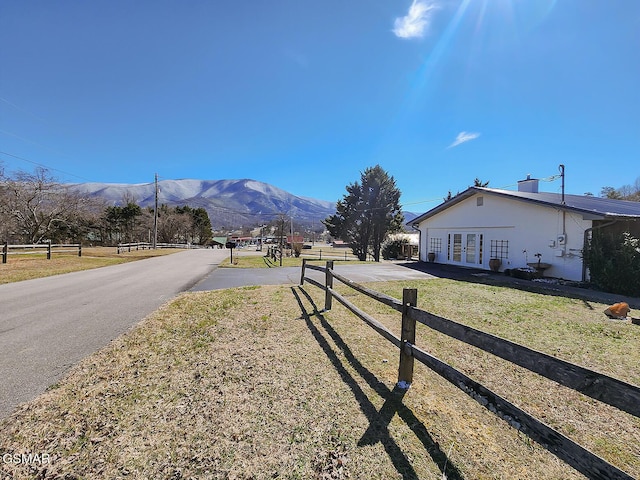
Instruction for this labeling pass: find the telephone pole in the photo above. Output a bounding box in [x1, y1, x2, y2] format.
[153, 173, 158, 249]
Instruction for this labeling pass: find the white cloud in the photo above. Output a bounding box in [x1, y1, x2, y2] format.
[393, 0, 439, 39]
[448, 131, 481, 148]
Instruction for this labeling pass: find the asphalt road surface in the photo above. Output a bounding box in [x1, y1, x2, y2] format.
[0, 249, 225, 419]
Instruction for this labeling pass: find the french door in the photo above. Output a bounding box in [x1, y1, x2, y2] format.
[449, 232, 483, 266]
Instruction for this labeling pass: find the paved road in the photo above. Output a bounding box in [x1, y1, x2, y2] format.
[0, 249, 225, 419]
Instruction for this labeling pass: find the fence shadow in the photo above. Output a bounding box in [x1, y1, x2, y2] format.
[290, 286, 464, 480]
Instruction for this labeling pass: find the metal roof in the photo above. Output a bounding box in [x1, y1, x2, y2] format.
[411, 187, 640, 225]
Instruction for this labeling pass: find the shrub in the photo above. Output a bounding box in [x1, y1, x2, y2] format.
[292, 242, 303, 258]
[584, 231, 640, 296]
[382, 238, 408, 260]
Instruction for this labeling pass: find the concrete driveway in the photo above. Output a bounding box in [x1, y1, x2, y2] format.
[191, 261, 436, 291]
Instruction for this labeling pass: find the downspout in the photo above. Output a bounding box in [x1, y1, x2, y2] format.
[582, 219, 618, 282]
[559, 165, 566, 246]
[411, 223, 422, 262]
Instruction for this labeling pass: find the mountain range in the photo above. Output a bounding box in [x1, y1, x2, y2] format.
[70, 178, 419, 230]
[70, 179, 337, 229]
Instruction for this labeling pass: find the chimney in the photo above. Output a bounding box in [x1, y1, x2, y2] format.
[517, 174, 539, 193]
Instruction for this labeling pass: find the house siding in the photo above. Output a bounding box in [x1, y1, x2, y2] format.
[418, 193, 592, 281]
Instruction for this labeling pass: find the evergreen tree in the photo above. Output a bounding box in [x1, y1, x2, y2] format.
[324, 165, 404, 261]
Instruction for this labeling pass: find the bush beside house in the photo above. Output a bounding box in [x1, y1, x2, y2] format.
[585, 231, 640, 296]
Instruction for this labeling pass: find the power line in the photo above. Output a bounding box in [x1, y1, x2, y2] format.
[0, 150, 92, 182]
[0, 96, 50, 124]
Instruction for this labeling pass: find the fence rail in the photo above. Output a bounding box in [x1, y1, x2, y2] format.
[2, 241, 81, 263]
[299, 259, 638, 480]
[264, 246, 362, 263]
[116, 242, 202, 254]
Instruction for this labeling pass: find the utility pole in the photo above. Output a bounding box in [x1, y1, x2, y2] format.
[153, 173, 158, 249]
[559, 164, 566, 243]
[559, 164, 565, 204]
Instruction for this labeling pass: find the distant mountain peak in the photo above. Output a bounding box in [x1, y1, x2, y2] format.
[70, 178, 336, 228]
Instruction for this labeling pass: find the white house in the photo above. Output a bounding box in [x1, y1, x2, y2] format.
[411, 178, 640, 281]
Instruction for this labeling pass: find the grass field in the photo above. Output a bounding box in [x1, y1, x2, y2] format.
[0, 247, 183, 284]
[1, 276, 637, 479]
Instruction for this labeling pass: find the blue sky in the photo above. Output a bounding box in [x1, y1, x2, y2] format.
[1, 1, 638, 211]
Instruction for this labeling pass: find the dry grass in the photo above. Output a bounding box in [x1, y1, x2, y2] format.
[0, 247, 183, 284]
[0, 279, 638, 479]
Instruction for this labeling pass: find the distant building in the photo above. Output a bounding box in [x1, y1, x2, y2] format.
[287, 235, 304, 245]
[211, 236, 228, 248]
[332, 240, 349, 248]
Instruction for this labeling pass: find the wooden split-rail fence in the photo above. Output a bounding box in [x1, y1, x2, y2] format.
[2, 241, 81, 264]
[116, 242, 202, 254]
[299, 259, 639, 480]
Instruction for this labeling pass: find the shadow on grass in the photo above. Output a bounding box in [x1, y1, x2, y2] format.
[263, 256, 275, 268]
[397, 261, 639, 308]
[290, 286, 464, 480]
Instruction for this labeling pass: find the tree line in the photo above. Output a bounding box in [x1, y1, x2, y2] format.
[599, 177, 640, 201]
[0, 165, 212, 246]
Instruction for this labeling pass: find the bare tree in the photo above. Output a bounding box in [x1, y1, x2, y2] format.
[0, 167, 93, 243]
[601, 177, 640, 201]
[157, 205, 192, 243]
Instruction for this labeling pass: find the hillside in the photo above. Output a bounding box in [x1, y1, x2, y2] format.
[70, 179, 337, 229]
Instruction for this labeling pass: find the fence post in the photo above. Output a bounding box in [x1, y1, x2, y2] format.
[397, 288, 418, 389]
[2, 242, 7, 264]
[300, 258, 306, 285]
[78, 244, 82, 257]
[324, 260, 334, 311]
[47, 240, 52, 260]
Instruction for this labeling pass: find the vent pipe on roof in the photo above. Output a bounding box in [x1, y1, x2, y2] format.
[517, 174, 539, 193]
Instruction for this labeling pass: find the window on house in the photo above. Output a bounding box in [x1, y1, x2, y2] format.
[477, 196, 483, 206]
[429, 237, 442, 253]
[490, 239, 509, 259]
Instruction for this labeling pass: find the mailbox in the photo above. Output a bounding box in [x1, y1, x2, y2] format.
[225, 241, 236, 249]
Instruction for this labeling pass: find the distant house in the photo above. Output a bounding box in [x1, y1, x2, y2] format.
[411, 177, 640, 281]
[211, 236, 228, 248]
[332, 240, 350, 248]
[287, 235, 304, 245]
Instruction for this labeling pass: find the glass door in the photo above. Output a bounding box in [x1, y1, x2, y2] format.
[466, 234, 476, 264]
[449, 232, 483, 266]
[452, 234, 462, 262]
